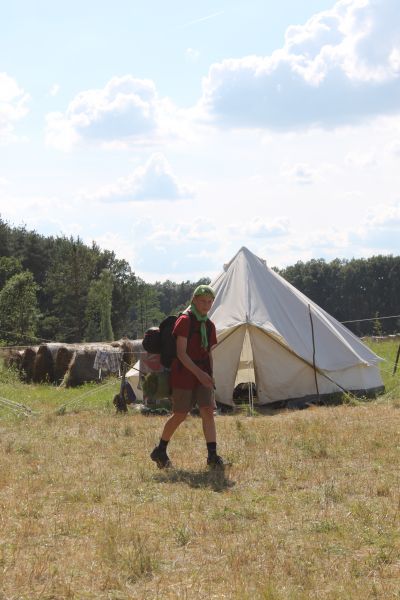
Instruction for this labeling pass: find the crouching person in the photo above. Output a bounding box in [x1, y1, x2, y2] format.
[150, 285, 224, 469]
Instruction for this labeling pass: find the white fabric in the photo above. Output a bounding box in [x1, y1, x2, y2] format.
[209, 247, 383, 405]
[126, 362, 143, 401]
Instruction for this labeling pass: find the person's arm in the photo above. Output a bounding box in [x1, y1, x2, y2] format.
[176, 336, 214, 389]
[209, 344, 216, 379]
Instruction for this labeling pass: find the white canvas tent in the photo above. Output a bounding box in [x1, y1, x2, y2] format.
[209, 247, 384, 406]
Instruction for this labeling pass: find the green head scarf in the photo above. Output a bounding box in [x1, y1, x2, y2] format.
[190, 285, 215, 349]
[192, 284, 215, 299]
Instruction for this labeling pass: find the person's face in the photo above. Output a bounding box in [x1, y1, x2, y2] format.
[192, 293, 214, 316]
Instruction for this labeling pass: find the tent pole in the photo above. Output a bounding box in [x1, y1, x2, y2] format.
[393, 343, 400, 375]
[246, 326, 254, 415]
[308, 304, 321, 402]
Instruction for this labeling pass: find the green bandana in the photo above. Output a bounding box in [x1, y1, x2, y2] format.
[190, 303, 210, 349]
[192, 284, 215, 298]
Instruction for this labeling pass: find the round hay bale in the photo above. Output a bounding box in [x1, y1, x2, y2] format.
[46, 343, 67, 360]
[33, 344, 55, 383]
[54, 346, 75, 384]
[3, 349, 24, 371]
[117, 338, 144, 366]
[20, 347, 37, 383]
[62, 348, 101, 388]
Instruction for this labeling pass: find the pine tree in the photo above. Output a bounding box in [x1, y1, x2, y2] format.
[85, 269, 114, 341]
[0, 271, 39, 344]
[0, 256, 23, 289]
[44, 237, 97, 342]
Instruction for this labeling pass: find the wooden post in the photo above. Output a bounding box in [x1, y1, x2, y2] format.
[393, 343, 400, 375]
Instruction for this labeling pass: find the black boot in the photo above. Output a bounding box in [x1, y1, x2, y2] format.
[150, 443, 171, 469]
[207, 453, 224, 468]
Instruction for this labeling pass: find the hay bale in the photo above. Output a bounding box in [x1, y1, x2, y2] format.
[60, 340, 129, 387]
[62, 345, 118, 387]
[45, 343, 67, 360]
[3, 349, 24, 371]
[54, 346, 75, 384]
[116, 338, 144, 366]
[20, 347, 37, 383]
[32, 344, 55, 383]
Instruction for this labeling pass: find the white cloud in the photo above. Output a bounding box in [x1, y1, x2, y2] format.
[140, 218, 290, 256]
[82, 153, 195, 202]
[345, 201, 400, 255]
[149, 217, 216, 242]
[388, 139, 400, 156]
[364, 200, 400, 230]
[0, 194, 83, 239]
[345, 151, 377, 168]
[45, 75, 176, 150]
[262, 200, 400, 267]
[49, 83, 60, 97]
[124, 200, 399, 277]
[228, 217, 290, 238]
[200, 0, 400, 130]
[45, 112, 81, 151]
[90, 231, 137, 265]
[186, 48, 200, 62]
[282, 162, 319, 185]
[0, 73, 30, 143]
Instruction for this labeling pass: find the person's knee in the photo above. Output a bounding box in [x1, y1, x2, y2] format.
[173, 411, 189, 423]
[200, 406, 214, 421]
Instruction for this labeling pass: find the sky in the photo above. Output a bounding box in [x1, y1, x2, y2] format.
[1, 0, 400, 283]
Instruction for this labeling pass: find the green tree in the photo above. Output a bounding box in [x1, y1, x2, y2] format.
[85, 269, 114, 341]
[135, 280, 165, 337]
[0, 271, 39, 344]
[44, 237, 97, 341]
[0, 215, 12, 257]
[0, 256, 23, 289]
[372, 312, 383, 336]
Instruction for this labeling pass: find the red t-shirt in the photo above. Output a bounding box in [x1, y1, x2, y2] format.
[170, 312, 217, 390]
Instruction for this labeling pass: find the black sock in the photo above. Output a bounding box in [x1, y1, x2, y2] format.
[158, 438, 169, 451]
[207, 441, 217, 456]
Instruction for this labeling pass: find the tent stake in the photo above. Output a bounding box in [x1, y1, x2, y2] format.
[308, 305, 321, 402]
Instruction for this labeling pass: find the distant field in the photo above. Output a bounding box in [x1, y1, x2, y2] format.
[0, 339, 399, 599]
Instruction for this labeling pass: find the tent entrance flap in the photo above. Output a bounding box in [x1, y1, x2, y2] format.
[234, 327, 255, 386]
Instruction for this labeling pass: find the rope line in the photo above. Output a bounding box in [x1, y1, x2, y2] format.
[0, 395, 35, 416]
[0, 312, 399, 348]
[341, 314, 400, 324]
[55, 379, 118, 414]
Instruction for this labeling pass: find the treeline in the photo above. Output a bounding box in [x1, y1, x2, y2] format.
[0, 216, 399, 345]
[0, 217, 208, 345]
[279, 256, 400, 336]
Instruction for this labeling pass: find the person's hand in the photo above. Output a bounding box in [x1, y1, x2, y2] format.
[197, 371, 214, 389]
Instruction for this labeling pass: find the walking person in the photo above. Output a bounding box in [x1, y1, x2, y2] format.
[150, 284, 224, 469]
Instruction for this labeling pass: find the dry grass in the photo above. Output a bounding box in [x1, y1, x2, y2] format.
[0, 340, 399, 599]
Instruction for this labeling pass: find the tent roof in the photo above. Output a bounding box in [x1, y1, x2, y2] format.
[208, 247, 381, 372]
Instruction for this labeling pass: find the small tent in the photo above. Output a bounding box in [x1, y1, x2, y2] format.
[209, 247, 384, 406]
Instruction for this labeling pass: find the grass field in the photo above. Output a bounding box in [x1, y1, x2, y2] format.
[0, 339, 399, 599]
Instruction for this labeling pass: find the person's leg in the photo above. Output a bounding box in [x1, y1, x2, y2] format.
[199, 405, 216, 442]
[150, 389, 191, 468]
[197, 388, 224, 467]
[160, 411, 188, 440]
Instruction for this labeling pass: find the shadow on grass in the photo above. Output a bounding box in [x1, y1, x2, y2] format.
[153, 467, 235, 492]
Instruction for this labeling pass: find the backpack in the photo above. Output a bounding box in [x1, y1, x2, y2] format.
[142, 311, 212, 368]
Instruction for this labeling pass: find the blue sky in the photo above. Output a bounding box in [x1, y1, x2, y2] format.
[1, 0, 399, 282]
